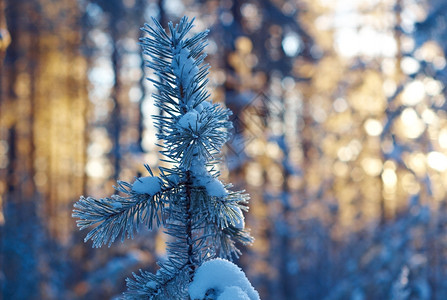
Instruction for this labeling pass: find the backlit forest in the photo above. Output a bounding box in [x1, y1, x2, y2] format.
[2, 0, 447, 299]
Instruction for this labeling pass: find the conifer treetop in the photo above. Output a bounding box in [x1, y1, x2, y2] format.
[73, 16, 254, 299]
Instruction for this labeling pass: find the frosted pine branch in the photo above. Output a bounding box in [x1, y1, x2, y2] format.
[72, 177, 167, 248]
[141, 16, 232, 170]
[73, 16, 256, 299]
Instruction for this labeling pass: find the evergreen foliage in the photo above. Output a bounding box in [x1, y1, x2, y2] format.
[73, 16, 253, 299]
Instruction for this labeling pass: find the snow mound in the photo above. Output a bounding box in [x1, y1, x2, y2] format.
[189, 258, 260, 300]
[218, 286, 251, 300]
[203, 177, 227, 198]
[190, 159, 227, 197]
[195, 100, 212, 113]
[178, 110, 200, 130]
[132, 176, 161, 196]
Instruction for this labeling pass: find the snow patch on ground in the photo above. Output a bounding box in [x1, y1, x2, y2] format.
[189, 258, 260, 300]
[132, 176, 162, 196]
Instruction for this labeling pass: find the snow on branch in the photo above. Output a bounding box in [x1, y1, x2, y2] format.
[73, 178, 166, 248]
[189, 258, 260, 300]
[132, 176, 162, 195]
[141, 16, 232, 171]
[73, 16, 255, 298]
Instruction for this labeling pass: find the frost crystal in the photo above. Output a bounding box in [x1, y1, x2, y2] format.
[229, 206, 245, 230]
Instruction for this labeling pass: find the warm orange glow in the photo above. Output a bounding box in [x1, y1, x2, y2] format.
[2, 0, 447, 299]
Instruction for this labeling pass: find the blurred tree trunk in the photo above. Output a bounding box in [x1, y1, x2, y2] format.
[0, 0, 10, 67]
[1, 0, 87, 298]
[110, 17, 122, 182]
[0, 0, 41, 298]
[0, 0, 10, 225]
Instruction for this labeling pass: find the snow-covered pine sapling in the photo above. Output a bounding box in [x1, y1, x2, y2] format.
[73, 16, 254, 299]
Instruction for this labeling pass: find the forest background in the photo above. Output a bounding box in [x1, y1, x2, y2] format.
[1, 0, 447, 299]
